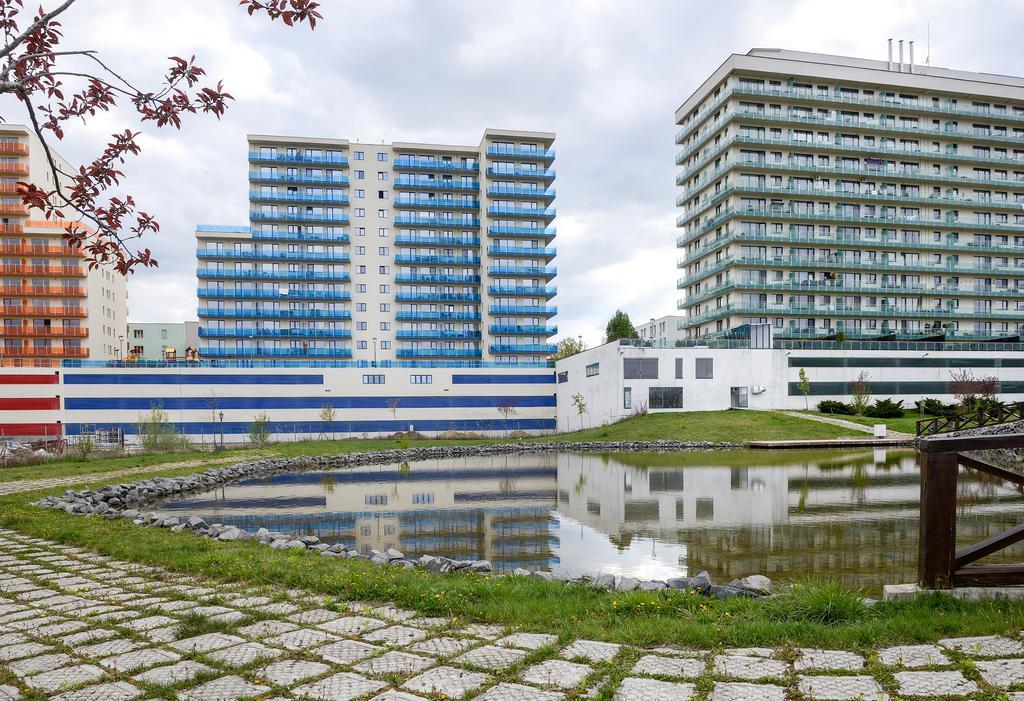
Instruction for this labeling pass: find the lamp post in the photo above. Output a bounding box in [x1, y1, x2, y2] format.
[218, 411, 225, 450]
[372, 337, 378, 367]
[118, 334, 124, 363]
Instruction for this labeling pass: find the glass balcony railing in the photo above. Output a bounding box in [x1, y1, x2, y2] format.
[394, 292, 481, 303]
[395, 330, 482, 340]
[395, 311, 482, 321]
[488, 305, 557, 316]
[249, 191, 349, 205]
[394, 197, 479, 209]
[393, 235, 480, 247]
[486, 225, 556, 238]
[202, 347, 354, 358]
[249, 230, 349, 243]
[486, 206, 556, 219]
[248, 171, 349, 186]
[488, 344, 557, 354]
[487, 286, 556, 297]
[487, 246, 556, 258]
[485, 167, 555, 180]
[393, 177, 479, 191]
[393, 157, 479, 173]
[198, 328, 352, 339]
[394, 273, 480, 284]
[197, 288, 351, 301]
[196, 249, 350, 262]
[250, 212, 349, 224]
[395, 348, 482, 358]
[394, 254, 481, 265]
[197, 269, 350, 282]
[248, 151, 349, 166]
[393, 214, 480, 228]
[198, 308, 352, 320]
[485, 145, 555, 160]
[488, 324, 557, 335]
[487, 266, 556, 278]
[686, 302, 1022, 325]
[486, 186, 556, 200]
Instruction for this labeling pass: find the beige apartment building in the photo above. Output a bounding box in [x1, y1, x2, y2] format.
[676, 48, 1024, 341]
[0, 125, 127, 366]
[197, 129, 557, 365]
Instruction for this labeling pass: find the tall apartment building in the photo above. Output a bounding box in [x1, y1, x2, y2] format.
[676, 48, 1024, 341]
[0, 124, 127, 366]
[197, 129, 557, 364]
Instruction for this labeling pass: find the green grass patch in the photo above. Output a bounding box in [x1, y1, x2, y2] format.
[802, 411, 935, 435]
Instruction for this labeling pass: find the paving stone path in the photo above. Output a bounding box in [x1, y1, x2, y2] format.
[780, 411, 914, 437]
[0, 530, 1022, 700]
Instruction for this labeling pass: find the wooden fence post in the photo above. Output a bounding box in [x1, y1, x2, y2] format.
[918, 450, 958, 589]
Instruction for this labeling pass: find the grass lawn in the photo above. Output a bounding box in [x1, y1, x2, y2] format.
[803, 411, 933, 435]
[1, 410, 862, 484]
[1, 495, 1021, 650]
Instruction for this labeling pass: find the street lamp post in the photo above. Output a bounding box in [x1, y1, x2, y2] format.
[118, 334, 124, 363]
[372, 337, 378, 367]
[218, 411, 225, 450]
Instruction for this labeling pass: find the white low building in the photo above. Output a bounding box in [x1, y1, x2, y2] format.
[636, 315, 687, 348]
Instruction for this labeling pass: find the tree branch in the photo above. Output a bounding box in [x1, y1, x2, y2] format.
[0, 0, 78, 61]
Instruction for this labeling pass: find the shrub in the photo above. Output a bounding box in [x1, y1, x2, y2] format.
[817, 400, 855, 415]
[137, 406, 190, 453]
[915, 397, 958, 417]
[864, 398, 905, 418]
[249, 413, 271, 446]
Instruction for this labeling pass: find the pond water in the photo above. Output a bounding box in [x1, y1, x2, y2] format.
[156, 449, 1024, 594]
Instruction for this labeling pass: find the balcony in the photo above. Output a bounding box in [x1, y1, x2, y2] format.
[197, 288, 351, 301]
[1, 326, 88, 338]
[394, 177, 479, 191]
[486, 225, 556, 239]
[394, 197, 479, 209]
[488, 324, 557, 335]
[249, 190, 349, 205]
[198, 328, 352, 339]
[395, 311, 481, 321]
[1, 346, 87, 358]
[487, 265, 556, 278]
[396, 348, 482, 358]
[393, 214, 480, 228]
[0, 264, 83, 277]
[198, 308, 353, 320]
[488, 245, 556, 258]
[250, 212, 350, 224]
[488, 305, 557, 316]
[1, 285, 85, 297]
[486, 186, 555, 200]
[394, 292, 481, 303]
[2, 305, 86, 317]
[250, 230, 349, 243]
[202, 347, 354, 358]
[486, 206, 556, 220]
[0, 162, 28, 176]
[395, 330, 482, 340]
[488, 285, 556, 297]
[394, 273, 481, 284]
[248, 171, 349, 186]
[394, 254, 481, 265]
[0, 143, 28, 156]
[485, 166, 555, 180]
[0, 203, 27, 216]
[196, 248, 349, 262]
[393, 235, 480, 247]
[489, 344, 557, 354]
[0, 244, 75, 256]
[486, 145, 555, 160]
[197, 269, 351, 282]
[393, 157, 479, 173]
[248, 151, 348, 166]
[0, 223, 24, 235]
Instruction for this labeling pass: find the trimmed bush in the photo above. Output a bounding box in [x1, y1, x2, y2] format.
[915, 397, 958, 417]
[817, 400, 855, 415]
[864, 398, 905, 418]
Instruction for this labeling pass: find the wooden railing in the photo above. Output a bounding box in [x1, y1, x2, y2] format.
[916, 401, 1024, 436]
[918, 432, 1024, 588]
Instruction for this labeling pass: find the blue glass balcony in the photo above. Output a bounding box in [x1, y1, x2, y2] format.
[395, 311, 481, 321]
[250, 230, 349, 243]
[393, 214, 480, 228]
[394, 235, 480, 247]
[196, 249, 349, 262]
[488, 266, 556, 278]
[394, 292, 481, 303]
[249, 171, 349, 186]
[394, 197, 479, 209]
[488, 324, 557, 335]
[198, 308, 352, 320]
[396, 348, 482, 358]
[488, 285, 556, 297]
[393, 157, 479, 173]
[485, 166, 555, 180]
[197, 288, 351, 301]
[486, 225, 556, 239]
[395, 330, 482, 340]
[488, 246, 556, 258]
[489, 305, 557, 316]
[196, 225, 250, 234]
[249, 190, 349, 205]
[394, 176, 479, 191]
[248, 151, 348, 165]
[487, 206, 556, 219]
[203, 347, 354, 358]
[198, 328, 352, 339]
[489, 344, 557, 354]
[486, 186, 555, 200]
[197, 269, 351, 282]
[250, 212, 349, 224]
[395, 254, 481, 265]
[394, 273, 480, 284]
[485, 145, 555, 160]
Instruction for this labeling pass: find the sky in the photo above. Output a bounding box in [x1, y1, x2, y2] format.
[5, 0, 1024, 346]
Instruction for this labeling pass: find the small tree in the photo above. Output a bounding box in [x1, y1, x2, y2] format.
[250, 413, 271, 446]
[136, 405, 188, 452]
[387, 398, 401, 434]
[551, 336, 587, 361]
[570, 392, 587, 430]
[496, 400, 518, 437]
[75, 435, 93, 460]
[605, 310, 638, 342]
[949, 368, 979, 409]
[319, 404, 336, 440]
[851, 371, 872, 416]
[797, 368, 811, 410]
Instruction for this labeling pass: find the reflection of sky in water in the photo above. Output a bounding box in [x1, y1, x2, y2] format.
[156, 449, 1024, 593]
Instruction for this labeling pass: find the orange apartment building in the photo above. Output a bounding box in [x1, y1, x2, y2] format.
[0, 125, 127, 367]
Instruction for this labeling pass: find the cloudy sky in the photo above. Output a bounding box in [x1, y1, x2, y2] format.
[5, 0, 1024, 345]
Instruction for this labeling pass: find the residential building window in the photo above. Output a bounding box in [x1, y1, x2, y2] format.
[355, 189, 365, 198]
[378, 209, 389, 218]
[696, 357, 713, 379]
[378, 227, 389, 237]
[354, 170, 364, 179]
[411, 375, 432, 384]
[365, 494, 387, 505]
[379, 340, 391, 349]
[362, 374, 385, 384]
[649, 387, 683, 409]
[356, 227, 365, 236]
[377, 152, 388, 162]
[623, 358, 658, 379]
[378, 190, 388, 199]
[623, 386, 632, 409]
[354, 151, 364, 160]
[675, 358, 684, 379]
[355, 208, 365, 217]
[585, 362, 599, 377]
[380, 322, 390, 331]
[730, 386, 749, 408]
[557, 371, 568, 383]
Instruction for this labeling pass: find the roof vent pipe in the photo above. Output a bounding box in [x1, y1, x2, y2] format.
[909, 40, 915, 73]
[888, 39, 893, 71]
[898, 40, 904, 72]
